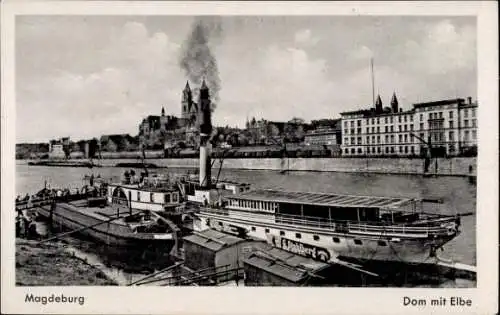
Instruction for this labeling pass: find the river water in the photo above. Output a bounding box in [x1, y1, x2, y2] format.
[15, 161, 477, 284]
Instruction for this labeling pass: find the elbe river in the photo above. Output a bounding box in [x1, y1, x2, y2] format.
[16, 161, 476, 267]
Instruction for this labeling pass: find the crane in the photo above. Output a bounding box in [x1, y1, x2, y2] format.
[409, 132, 435, 174]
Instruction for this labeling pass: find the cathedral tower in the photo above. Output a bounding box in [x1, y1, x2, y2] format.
[181, 81, 192, 120]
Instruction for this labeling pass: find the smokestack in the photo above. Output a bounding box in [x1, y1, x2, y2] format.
[198, 79, 212, 189]
[467, 96, 472, 104]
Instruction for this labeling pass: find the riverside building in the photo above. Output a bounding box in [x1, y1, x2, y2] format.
[340, 94, 477, 157]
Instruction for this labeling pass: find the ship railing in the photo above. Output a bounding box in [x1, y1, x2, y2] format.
[198, 207, 457, 236]
[347, 222, 456, 237]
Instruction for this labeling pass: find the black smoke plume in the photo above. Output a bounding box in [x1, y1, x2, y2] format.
[179, 17, 222, 110]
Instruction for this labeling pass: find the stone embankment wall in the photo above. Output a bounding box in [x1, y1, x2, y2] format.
[95, 157, 476, 177]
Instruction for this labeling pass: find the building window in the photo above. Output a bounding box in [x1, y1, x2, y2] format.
[357, 128, 361, 134]
[351, 148, 355, 154]
[390, 126, 394, 132]
[391, 147, 395, 153]
[313, 235, 320, 241]
[344, 148, 349, 154]
[280, 231, 285, 236]
[357, 148, 362, 154]
[464, 131, 470, 141]
[350, 121, 354, 127]
[449, 131, 454, 141]
[404, 125, 407, 131]
[164, 193, 171, 203]
[420, 123, 424, 130]
[371, 118, 375, 124]
[371, 127, 375, 133]
[376, 127, 380, 133]
[332, 237, 340, 243]
[410, 146, 415, 153]
[428, 113, 432, 119]
[357, 137, 362, 145]
[265, 228, 270, 233]
[404, 134, 408, 142]
[150, 193, 154, 203]
[420, 114, 423, 121]
[377, 147, 381, 153]
[344, 137, 348, 144]
[399, 135, 402, 142]
[449, 121, 454, 128]
[357, 120, 361, 126]
[384, 117, 388, 124]
[385, 135, 389, 143]
[344, 121, 348, 128]
[295, 233, 302, 239]
[251, 227, 256, 231]
[354, 239, 363, 245]
[398, 125, 402, 132]
[464, 109, 468, 118]
[366, 127, 370, 134]
[385, 147, 389, 153]
[404, 116, 407, 122]
[377, 118, 380, 124]
[404, 146, 408, 153]
[385, 126, 388, 133]
[472, 130, 477, 140]
[390, 135, 395, 143]
[449, 111, 453, 118]
[464, 120, 469, 127]
[366, 137, 370, 144]
[439, 112, 443, 119]
[410, 115, 413, 122]
[137, 191, 141, 202]
[472, 119, 476, 127]
[390, 116, 393, 123]
[376, 136, 380, 144]
[377, 240, 387, 246]
[472, 108, 476, 117]
[410, 124, 414, 131]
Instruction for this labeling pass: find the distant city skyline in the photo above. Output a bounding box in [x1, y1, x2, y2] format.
[16, 15, 476, 143]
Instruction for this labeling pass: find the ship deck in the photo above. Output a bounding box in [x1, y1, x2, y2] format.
[229, 189, 416, 209]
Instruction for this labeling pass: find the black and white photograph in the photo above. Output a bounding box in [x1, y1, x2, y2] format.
[1, 1, 498, 314]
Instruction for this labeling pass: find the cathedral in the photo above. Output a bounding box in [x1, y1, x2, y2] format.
[138, 79, 211, 147]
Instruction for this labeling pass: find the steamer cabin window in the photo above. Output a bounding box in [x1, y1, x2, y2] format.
[276, 201, 380, 223]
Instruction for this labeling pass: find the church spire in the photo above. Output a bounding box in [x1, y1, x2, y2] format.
[391, 92, 399, 113]
[375, 94, 383, 113]
[184, 80, 191, 91]
[200, 78, 208, 90]
[161, 106, 165, 116]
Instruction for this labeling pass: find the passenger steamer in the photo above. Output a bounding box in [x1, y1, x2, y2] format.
[185, 79, 463, 265]
[193, 189, 461, 264]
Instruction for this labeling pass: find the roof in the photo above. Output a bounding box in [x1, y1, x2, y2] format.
[243, 246, 329, 283]
[413, 98, 465, 109]
[183, 229, 244, 252]
[229, 189, 415, 209]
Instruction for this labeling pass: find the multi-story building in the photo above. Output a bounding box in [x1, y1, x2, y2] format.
[304, 128, 338, 146]
[340, 94, 477, 157]
[412, 97, 477, 156]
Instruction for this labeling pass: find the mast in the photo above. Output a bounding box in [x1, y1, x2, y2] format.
[371, 57, 375, 107]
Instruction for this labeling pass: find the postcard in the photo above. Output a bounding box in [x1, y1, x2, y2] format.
[1, 1, 498, 314]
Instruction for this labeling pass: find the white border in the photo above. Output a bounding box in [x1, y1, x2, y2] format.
[1, 1, 498, 314]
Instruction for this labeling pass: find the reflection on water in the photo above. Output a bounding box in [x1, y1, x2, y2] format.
[15, 162, 477, 284]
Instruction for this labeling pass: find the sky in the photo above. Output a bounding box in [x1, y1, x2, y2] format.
[16, 15, 476, 143]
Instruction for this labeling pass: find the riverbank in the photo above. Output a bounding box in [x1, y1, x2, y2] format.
[19, 156, 477, 177]
[16, 238, 118, 286]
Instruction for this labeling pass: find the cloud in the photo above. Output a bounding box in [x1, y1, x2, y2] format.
[294, 29, 319, 46]
[402, 19, 476, 75]
[17, 21, 184, 142]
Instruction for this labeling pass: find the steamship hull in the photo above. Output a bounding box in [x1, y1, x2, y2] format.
[35, 202, 175, 252]
[194, 209, 458, 264]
